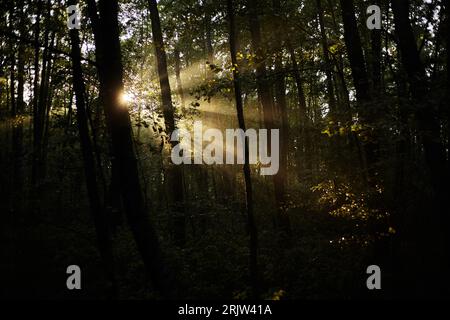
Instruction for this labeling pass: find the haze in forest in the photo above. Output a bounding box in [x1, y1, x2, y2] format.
[0, 0, 449, 300]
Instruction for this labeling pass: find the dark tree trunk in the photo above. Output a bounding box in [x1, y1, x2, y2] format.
[248, 0, 289, 231]
[87, 0, 176, 297]
[340, 0, 380, 185]
[287, 41, 307, 126]
[227, 0, 259, 299]
[248, 0, 274, 131]
[316, 0, 337, 114]
[446, 0, 450, 171]
[13, 19, 25, 198]
[339, 0, 370, 104]
[40, 31, 55, 179]
[392, 0, 447, 196]
[9, 51, 16, 117]
[204, 1, 214, 65]
[68, 2, 116, 295]
[147, 0, 186, 246]
[370, 9, 382, 94]
[31, 0, 42, 186]
[392, 0, 449, 295]
[9, 1, 24, 209]
[272, 0, 290, 233]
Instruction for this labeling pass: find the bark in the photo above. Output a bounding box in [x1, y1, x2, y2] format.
[248, 0, 275, 130]
[9, 50, 16, 116]
[87, 0, 176, 297]
[40, 32, 55, 179]
[339, 0, 370, 104]
[272, 0, 290, 233]
[204, 1, 214, 64]
[340, 0, 380, 185]
[287, 41, 307, 126]
[316, 0, 337, 114]
[14, 59, 24, 195]
[31, 0, 42, 185]
[392, 0, 449, 295]
[227, 0, 259, 298]
[370, 20, 382, 94]
[392, 0, 446, 192]
[68, 2, 116, 295]
[147, 0, 186, 246]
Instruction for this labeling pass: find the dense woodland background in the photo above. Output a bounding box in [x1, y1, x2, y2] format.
[0, 0, 449, 299]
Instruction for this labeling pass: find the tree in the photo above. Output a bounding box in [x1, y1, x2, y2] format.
[392, 0, 449, 294]
[316, 0, 337, 114]
[147, 0, 186, 246]
[227, 0, 259, 298]
[339, 0, 370, 104]
[86, 0, 176, 297]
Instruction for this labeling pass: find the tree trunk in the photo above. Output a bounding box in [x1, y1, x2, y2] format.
[271, 0, 290, 233]
[147, 0, 186, 246]
[13, 5, 25, 200]
[248, 0, 274, 131]
[87, 0, 176, 297]
[204, 1, 214, 65]
[31, 0, 42, 186]
[316, 0, 337, 114]
[68, 2, 116, 295]
[339, 0, 370, 104]
[392, 0, 449, 296]
[370, 0, 382, 94]
[340, 0, 380, 184]
[287, 41, 307, 126]
[227, 0, 259, 298]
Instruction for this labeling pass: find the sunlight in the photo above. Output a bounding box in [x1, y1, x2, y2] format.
[120, 91, 135, 105]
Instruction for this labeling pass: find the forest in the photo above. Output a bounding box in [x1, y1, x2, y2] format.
[0, 0, 449, 300]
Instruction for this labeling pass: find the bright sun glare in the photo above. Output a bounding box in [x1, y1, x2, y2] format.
[120, 91, 134, 105]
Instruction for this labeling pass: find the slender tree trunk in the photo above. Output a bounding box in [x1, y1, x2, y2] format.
[203, 0, 214, 77]
[147, 0, 186, 246]
[287, 41, 307, 126]
[316, 0, 337, 114]
[272, 0, 290, 233]
[370, 0, 382, 94]
[40, 32, 56, 179]
[227, 0, 259, 299]
[174, 47, 185, 108]
[248, 0, 274, 131]
[446, 0, 450, 173]
[9, 1, 24, 212]
[13, 6, 25, 200]
[9, 52, 16, 117]
[31, 0, 42, 186]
